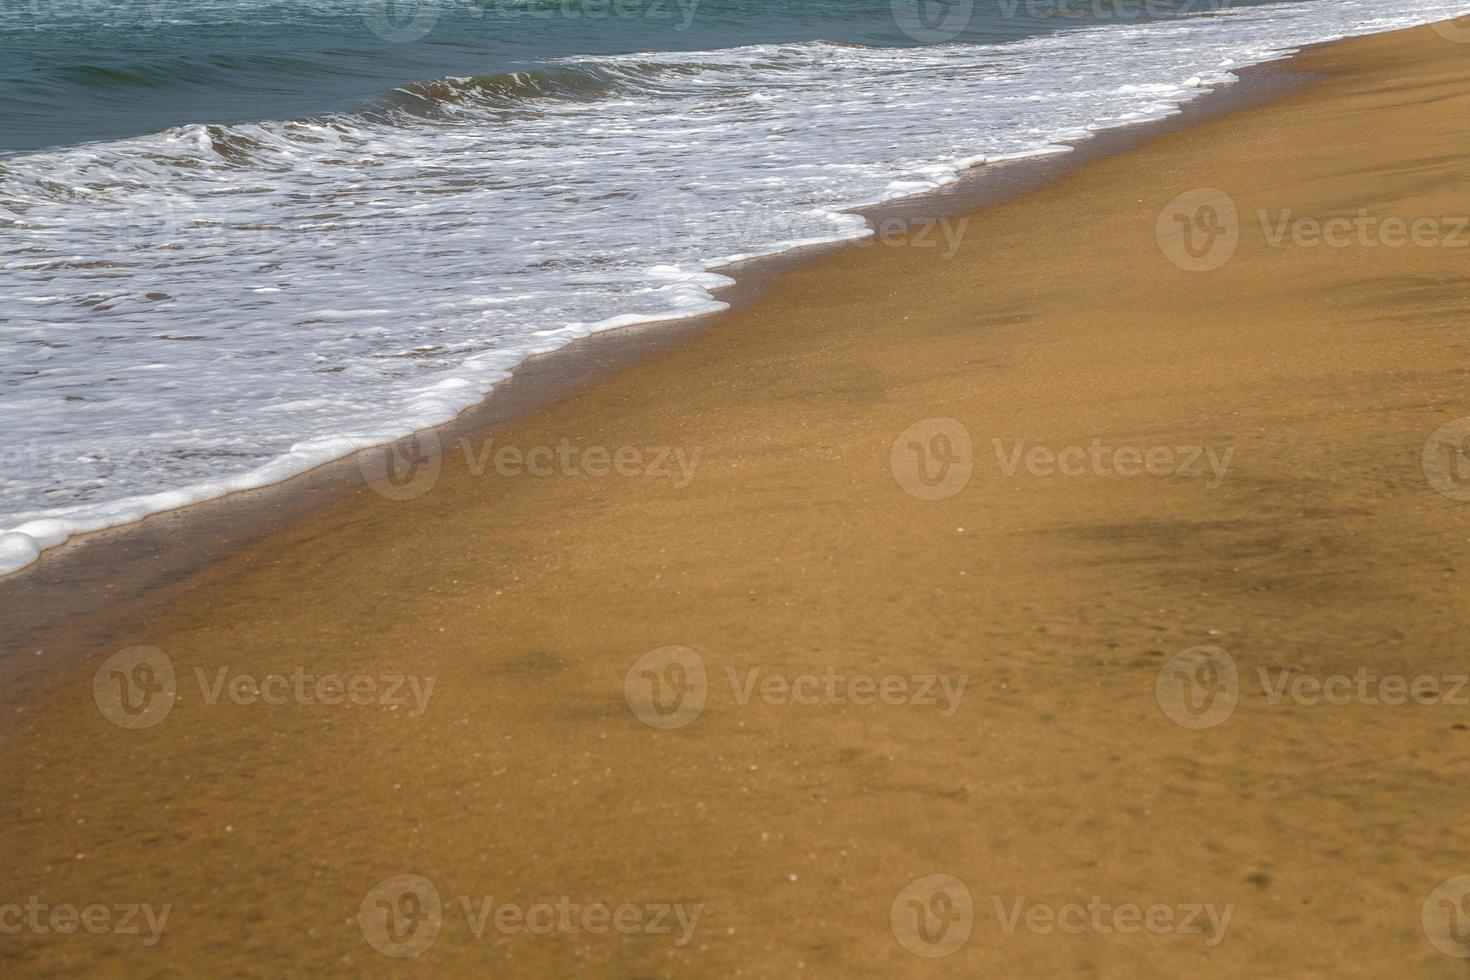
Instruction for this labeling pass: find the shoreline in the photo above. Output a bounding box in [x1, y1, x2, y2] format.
[8, 16, 1470, 976]
[0, 47, 1311, 657]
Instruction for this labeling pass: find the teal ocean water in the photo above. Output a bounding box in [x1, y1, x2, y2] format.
[1, 0, 1307, 154]
[0, 0, 1463, 573]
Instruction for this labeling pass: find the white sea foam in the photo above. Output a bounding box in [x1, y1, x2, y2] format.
[0, 1, 1465, 574]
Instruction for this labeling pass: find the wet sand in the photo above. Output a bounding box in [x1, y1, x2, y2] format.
[0, 53, 1305, 660]
[6, 18, 1470, 978]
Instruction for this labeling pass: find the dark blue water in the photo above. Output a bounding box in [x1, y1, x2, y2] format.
[2, 0, 1293, 154]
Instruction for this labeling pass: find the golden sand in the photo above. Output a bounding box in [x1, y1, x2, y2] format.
[7, 20, 1470, 978]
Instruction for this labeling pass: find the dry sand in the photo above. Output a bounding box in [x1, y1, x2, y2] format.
[6, 19, 1470, 978]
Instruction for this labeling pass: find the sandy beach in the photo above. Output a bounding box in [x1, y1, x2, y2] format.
[7, 17, 1470, 977]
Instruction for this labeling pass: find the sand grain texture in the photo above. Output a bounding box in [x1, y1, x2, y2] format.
[5, 21, 1470, 978]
